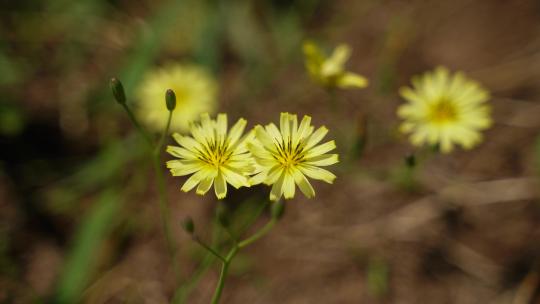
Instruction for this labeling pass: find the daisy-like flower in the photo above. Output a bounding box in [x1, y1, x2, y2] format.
[303, 41, 368, 89]
[136, 63, 217, 131]
[397, 66, 492, 153]
[166, 113, 255, 199]
[249, 113, 339, 201]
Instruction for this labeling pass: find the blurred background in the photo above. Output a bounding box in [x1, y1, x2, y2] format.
[1, 0, 540, 303]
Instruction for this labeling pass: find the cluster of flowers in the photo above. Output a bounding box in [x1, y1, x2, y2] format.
[135, 42, 492, 200]
[166, 112, 338, 200]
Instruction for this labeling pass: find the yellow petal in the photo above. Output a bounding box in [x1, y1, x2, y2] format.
[305, 140, 336, 158]
[304, 126, 328, 150]
[305, 154, 339, 166]
[282, 172, 295, 199]
[292, 169, 315, 198]
[196, 177, 214, 195]
[270, 172, 285, 201]
[214, 173, 227, 199]
[299, 165, 336, 184]
[336, 73, 368, 88]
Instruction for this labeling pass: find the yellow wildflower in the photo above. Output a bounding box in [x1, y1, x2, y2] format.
[303, 41, 368, 89]
[166, 113, 255, 199]
[136, 63, 217, 131]
[397, 66, 492, 153]
[249, 113, 339, 201]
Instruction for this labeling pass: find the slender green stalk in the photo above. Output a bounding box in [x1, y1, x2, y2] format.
[120, 101, 179, 283]
[156, 110, 173, 154]
[210, 246, 238, 304]
[152, 110, 180, 283]
[121, 103, 153, 146]
[193, 236, 226, 262]
[210, 217, 277, 304]
[238, 218, 277, 249]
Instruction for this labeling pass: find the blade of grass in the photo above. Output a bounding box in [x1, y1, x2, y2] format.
[54, 189, 121, 304]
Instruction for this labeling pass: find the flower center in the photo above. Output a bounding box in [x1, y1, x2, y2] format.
[275, 138, 305, 169]
[202, 138, 230, 168]
[429, 98, 458, 124]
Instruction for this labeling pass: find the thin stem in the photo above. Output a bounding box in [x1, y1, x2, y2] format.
[173, 217, 224, 304]
[210, 216, 277, 304]
[193, 236, 226, 262]
[156, 110, 173, 154]
[152, 109, 180, 283]
[152, 154, 180, 282]
[121, 103, 153, 146]
[119, 100, 180, 288]
[210, 246, 238, 304]
[238, 218, 277, 249]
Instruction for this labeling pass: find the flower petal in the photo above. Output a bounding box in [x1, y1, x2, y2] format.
[299, 165, 336, 184]
[292, 169, 315, 198]
[214, 172, 227, 199]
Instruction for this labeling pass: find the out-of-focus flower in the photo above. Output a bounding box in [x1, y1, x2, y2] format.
[166, 113, 255, 199]
[249, 113, 339, 201]
[397, 66, 492, 153]
[303, 41, 368, 89]
[136, 63, 217, 131]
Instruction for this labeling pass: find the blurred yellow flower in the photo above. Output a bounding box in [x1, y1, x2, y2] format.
[397, 66, 492, 153]
[166, 113, 255, 199]
[303, 41, 368, 89]
[136, 63, 217, 131]
[249, 113, 339, 201]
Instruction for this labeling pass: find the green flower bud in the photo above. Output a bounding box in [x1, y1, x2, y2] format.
[405, 153, 416, 168]
[182, 216, 195, 234]
[110, 78, 126, 104]
[165, 89, 176, 111]
[271, 199, 285, 220]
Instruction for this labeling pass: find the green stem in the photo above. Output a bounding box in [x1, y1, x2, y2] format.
[238, 218, 276, 249]
[152, 109, 180, 282]
[193, 236, 226, 262]
[210, 246, 238, 304]
[121, 103, 153, 146]
[156, 110, 173, 154]
[210, 217, 277, 304]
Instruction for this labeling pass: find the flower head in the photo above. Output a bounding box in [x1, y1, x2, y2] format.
[136, 63, 217, 131]
[249, 113, 339, 201]
[303, 41, 368, 89]
[166, 113, 255, 199]
[397, 66, 492, 153]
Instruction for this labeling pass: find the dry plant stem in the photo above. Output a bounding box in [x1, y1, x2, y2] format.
[210, 218, 277, 304]
[121, 104, 180, 283]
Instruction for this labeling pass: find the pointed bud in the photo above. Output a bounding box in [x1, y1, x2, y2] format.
[405, 153, 416, 168]
[182, 216, 195, 234]
[216, 203, 229, 227]
[271, 199, 285, 220]
[165, 89, 176, 111]
[110, 78, 126, 104]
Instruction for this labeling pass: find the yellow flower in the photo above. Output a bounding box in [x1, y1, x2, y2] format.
[303, 41, 368, 89]
[136, 63, 217, 131]
[166, 113, 255, 199]
[397, 66, 492, 153]
[249, 113, 339, 201]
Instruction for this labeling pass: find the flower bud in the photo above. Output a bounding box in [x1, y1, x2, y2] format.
[271, 199, 285, 220]
[165, 89, 176, 111]
[110, 78, 126, 104]
[182, 216, 195, 234]
[405, 153, 416, 168]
